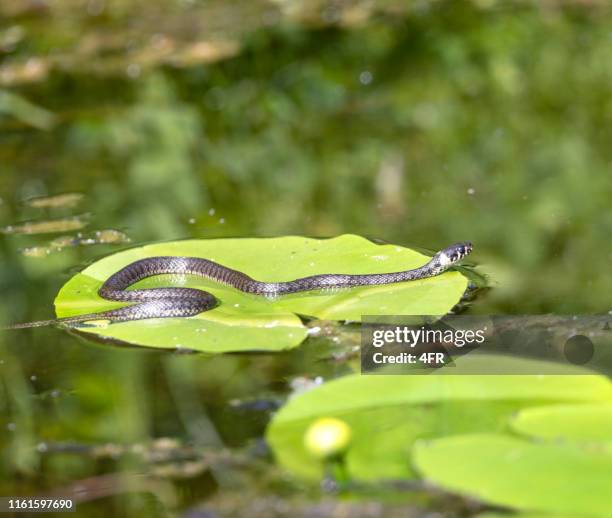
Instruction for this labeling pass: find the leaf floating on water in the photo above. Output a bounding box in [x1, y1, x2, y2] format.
[19, 246, 54, 258]
[412, 433, 612, 516]
[266, 369, 612, 480]
[2, 215, 89, 235]
[19, 229, 130, 257]
[90, 229, 131, 244]
[510, 403, 612, 445]
[24, 192, 85, 209]
[53, 235, 470, 352]
[49, 236, 80, 248]
[57, 229, 130, 247]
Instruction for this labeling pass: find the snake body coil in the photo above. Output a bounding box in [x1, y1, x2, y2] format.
[9, 242, 472, 328]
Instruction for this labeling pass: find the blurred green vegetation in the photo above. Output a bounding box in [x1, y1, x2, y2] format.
[1, 0, 611, 515]
[1, 0, 610, 313]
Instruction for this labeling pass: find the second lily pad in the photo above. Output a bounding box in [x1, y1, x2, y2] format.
[510, 403, 612, 446]
[413, 434, 612, 516]
[266, 369, 612, 480]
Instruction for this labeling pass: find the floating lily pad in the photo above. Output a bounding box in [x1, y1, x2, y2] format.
[54, 235, 468, 352]
[266, 367, 612, 479]
[510, 403, 612, 446]
[412, 434, 612, 516]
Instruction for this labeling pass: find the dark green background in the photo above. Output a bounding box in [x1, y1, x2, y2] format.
[1, 1, 610, 515]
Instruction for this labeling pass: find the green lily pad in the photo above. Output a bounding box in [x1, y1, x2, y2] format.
[412, 433, 612, 517]
[54, 235, 468, 352]
[266, 367, 612, 480]
[510, 403, 612, 446]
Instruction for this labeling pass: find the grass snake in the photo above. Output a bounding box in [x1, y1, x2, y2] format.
[8, 241, 472, 329]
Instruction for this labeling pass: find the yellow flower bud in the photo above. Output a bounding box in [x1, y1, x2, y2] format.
[304, 417, 352, 459]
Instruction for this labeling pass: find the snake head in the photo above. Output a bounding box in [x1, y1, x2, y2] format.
[435, 242, 473, 267]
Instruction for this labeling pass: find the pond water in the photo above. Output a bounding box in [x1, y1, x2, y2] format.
[1, 1, 611, 516]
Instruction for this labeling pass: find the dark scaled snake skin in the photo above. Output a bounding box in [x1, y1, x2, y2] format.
[7, 242, 472, 329]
